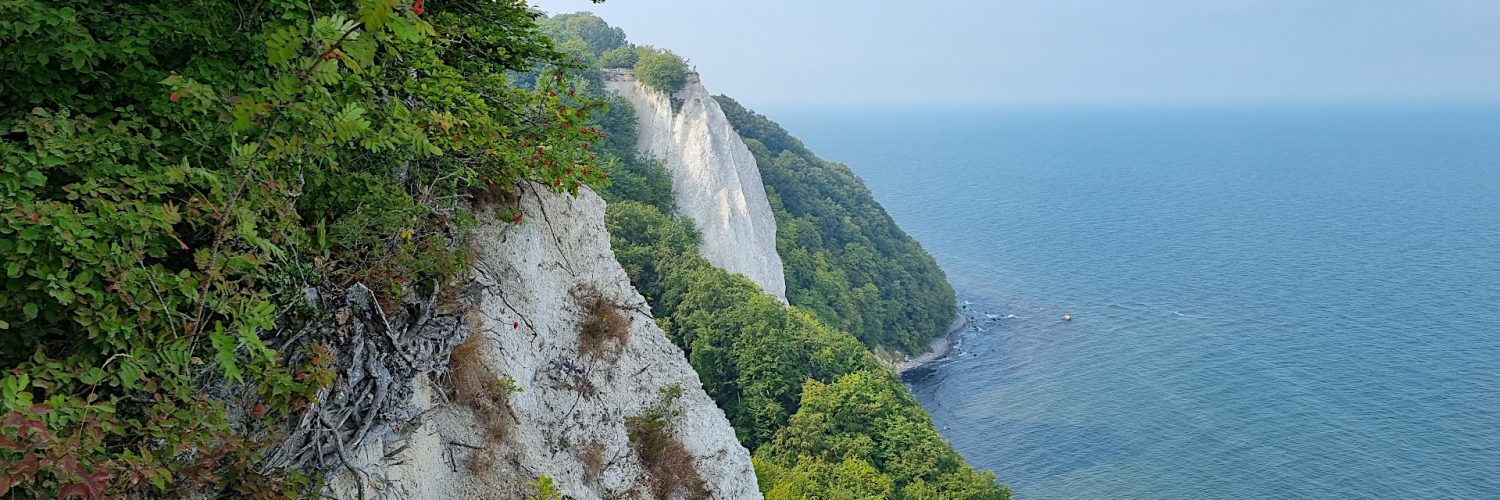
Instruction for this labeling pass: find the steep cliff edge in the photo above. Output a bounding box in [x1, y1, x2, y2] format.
[329, 184, 758, 499]
[602, 69, 787, 301]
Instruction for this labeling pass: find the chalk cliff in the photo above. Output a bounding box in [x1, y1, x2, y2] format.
[329, 184, 758, 499]
[603, 69, 787, 301]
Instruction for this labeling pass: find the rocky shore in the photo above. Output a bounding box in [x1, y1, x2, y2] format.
[894, 313, 968, 374]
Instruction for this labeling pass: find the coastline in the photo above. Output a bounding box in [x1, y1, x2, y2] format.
[895, 312, 968, 374]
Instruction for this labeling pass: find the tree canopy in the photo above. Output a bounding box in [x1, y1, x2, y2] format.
[634, 47, 691, 94]
[717, 96, 959, 353]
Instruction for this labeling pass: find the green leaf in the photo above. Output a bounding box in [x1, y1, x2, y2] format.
[22, 302, 38, 320]
[118, 358, 142, 390]
[356, 0, 394, 31]
[265, 25, 304, 66]
[210, 324, 243, 383]
[23, 170, 46, 187]
[387, 16, 421, 43]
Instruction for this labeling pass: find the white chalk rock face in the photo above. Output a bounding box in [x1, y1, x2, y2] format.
[330, 185, 759, 499]
[603, 69, 787, 301]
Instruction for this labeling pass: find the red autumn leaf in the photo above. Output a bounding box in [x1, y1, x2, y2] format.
[58, 482, 88, 499]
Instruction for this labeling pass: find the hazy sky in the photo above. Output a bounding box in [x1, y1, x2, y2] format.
[530, 0, 1500, 109]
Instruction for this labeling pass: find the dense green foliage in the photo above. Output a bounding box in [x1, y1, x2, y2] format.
[634, 47, 690, 94]
[606, 200, 1006, 499]
[0, 0, 603, 496]
[716, 96, 958, 353]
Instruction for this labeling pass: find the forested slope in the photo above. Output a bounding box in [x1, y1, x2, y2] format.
[715, 97, 958, 353]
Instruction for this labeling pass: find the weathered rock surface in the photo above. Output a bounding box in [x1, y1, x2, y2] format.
[603, 69, 786, 301]
[329, 184, 759, 499]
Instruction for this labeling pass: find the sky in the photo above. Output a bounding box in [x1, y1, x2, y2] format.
[528, 0, 1500, 110]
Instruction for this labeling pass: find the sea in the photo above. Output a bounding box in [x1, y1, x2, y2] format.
[772, 105, 1500, 499]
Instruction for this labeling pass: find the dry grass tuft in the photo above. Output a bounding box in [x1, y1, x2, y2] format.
[582, 441, 606, 484]
[625, 412, 706, 500]
[577, 287, 629, 358]
[451, 334, 513, 442]
[464, 448, 496, 475]
[471, 178, 521, 211]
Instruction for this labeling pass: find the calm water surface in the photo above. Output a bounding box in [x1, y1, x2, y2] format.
[773, 106, 1500, 499]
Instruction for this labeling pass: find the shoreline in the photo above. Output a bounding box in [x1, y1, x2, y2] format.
[896, 312, 968, 374]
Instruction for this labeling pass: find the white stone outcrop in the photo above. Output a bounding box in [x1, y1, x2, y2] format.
[330, 184, 759, 499]
[603, 69, 787, 301]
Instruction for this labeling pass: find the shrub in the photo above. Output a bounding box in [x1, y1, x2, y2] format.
[0, 1, 603, 495]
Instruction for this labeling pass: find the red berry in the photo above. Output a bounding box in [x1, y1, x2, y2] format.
[513, 321, 519, 329]
[169, 92, 180, 103]
[533, 154, 540, 161]
[554, 177, 562, 187]
[513, 211, 523, 222]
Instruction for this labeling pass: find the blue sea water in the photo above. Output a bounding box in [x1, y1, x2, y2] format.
[772, 106, 1500, 499]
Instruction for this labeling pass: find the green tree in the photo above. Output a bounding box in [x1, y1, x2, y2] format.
[539, 12, 627, 56]
[634, 47, 690, 94]
[600, 45, 640, 68]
